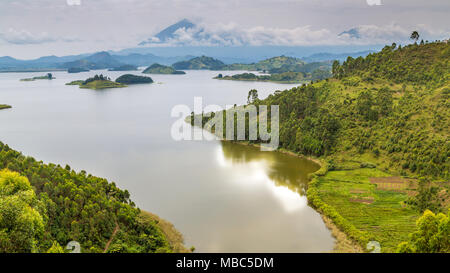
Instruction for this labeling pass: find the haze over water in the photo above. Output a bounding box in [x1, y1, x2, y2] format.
[0, 69, 334, 252]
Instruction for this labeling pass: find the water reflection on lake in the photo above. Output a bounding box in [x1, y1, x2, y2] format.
[218, 141, 319, 213]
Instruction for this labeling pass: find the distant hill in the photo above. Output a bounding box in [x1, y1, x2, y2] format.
[221, 56, 332, 75]
[172, 56, 225, 70]
[0, 52, 194, 72]
[111, 53, 193, 66]
[61, 52, 123, 70]
[301, 50, 374, 63]
[142, 63, 185, 74]
[223, 56, 305, 72]
[108, 64, 138, 71]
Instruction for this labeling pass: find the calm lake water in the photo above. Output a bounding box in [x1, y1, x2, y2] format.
[0, 69, 334, 252]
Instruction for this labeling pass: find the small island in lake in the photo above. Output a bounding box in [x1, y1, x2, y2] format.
[20, 73, 55, 81]
[142, 63, 185, 74]
[68, 67, 90, 73]
[0, 104, 12, 110]
[66, 74, 126, 90]
[108, 64, 138, 71]
[115, 74, 153, 84]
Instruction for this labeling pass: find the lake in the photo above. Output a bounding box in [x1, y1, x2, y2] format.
[0, 69, 334, 252]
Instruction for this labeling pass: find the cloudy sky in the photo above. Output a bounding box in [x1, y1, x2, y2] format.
[0, 0, 449, 59]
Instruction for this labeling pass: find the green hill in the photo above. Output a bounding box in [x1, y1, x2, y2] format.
[142, 63, 185, 74]
[61, 52, 123, 70]
[224, 56, 310, 72]
[172, 56, 225, 70]
[200, 41, 450, 252]
[0, 104, 11, 110]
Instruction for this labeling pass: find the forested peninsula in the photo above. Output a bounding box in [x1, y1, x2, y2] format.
[198, 41, 450, 253]
[0, 142, 188, 253]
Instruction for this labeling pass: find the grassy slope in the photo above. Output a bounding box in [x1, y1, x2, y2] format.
[306, 43, 449, 252]
[313, 168, 418, 252]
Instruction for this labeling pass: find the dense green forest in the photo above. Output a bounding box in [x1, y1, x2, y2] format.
[172, 56, 225, 70]
[0, 142, 176, 253]
[115, 74, 153, 84]
[199, 41, 450, 252]
[143, 63, 185, 74]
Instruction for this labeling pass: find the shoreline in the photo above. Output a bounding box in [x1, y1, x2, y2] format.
[221, 140, 363, 252]
[214, 77, 307, 84]
[141, 210, 191, 253]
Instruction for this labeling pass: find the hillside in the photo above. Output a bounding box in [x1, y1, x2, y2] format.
[224, 56, 306, 72]
[0, 142, 181, 253]
[142, 63, 185, 74]
[200, 41, 450, 252]
[172, 56, 225, 70]
[61, 52, 124, 70]
[0, 105, 11, 110]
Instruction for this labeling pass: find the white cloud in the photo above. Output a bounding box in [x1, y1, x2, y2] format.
[0, 28, 79, 45]
[141, 22, 450, 47]
[67, 0, 81, 6]
[337, 24, 450, 44]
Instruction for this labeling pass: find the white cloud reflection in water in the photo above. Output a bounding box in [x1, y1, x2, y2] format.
[216, 145, 308, 213]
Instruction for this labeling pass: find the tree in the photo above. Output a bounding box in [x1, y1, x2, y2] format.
[247, 89, 259, 104]
[46, 241, 65, 253]
[332, 60, 341, 78]
[0, 170, 44, 253]
[356, 91, 378, 121]
[397, 210, 449, 253]
[410, 31, 420, 43]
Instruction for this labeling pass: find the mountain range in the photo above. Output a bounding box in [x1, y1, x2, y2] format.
[0, 19, 379, 72]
